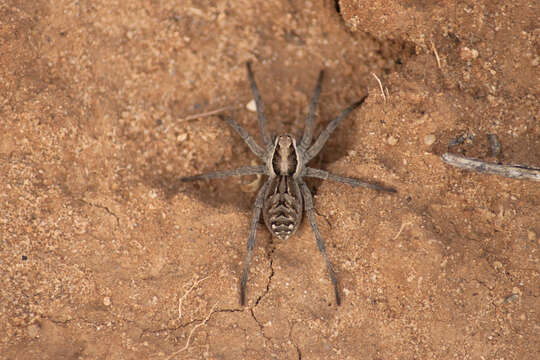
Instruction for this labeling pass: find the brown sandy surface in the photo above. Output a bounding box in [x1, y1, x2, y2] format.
[1, 0, 539, 359]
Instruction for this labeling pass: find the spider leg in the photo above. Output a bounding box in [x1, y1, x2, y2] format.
[246, 62, 272, 146]
[305, 96, 367, 162]
[299, 180, 341, 305]
[305, 167, 396, 193]
[299, 70, 324, 150]
[240, 178, 270, 305]
[180, 165, 266, 182]
[219, 115, 266, 159]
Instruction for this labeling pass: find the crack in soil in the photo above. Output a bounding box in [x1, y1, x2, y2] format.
[254, 245, 275, 307]
[141, 307, 243, 337]
[79, 199, 120, 228]
[248, 243, 276, 342]
[288, 323, 302, 360]
[474, 278, 495, 291]
[296, 344, 302, 360]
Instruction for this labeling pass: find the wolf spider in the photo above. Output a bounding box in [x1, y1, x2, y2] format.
[181, 62, 396, 305]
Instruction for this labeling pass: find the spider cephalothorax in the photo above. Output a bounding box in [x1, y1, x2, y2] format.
[270, 135, 300, 176]
[181, 62, 396, 305]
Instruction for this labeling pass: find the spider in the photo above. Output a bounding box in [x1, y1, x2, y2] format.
[180, 62, 396, 306]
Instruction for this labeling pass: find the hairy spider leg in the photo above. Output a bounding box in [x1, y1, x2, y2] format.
[240, 178, 271, 305]
[179, 165, 266, 182]
[246, 62, 272, 147]
[299, 180, 341, 305]
[299, 70, 324, 151]
[219, 115, 265, 159]
[304, 167, 397, 193]
[305, 96, 367, 162]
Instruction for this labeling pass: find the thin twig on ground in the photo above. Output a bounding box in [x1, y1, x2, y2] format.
[442, 153, 540, 182]
[393, 221, 413, 240]
[430, 41, 441, 69]
[166, 302, 218, 359]
[178, 276, 210, 320]
[371, 73, 387, 102]
[178, 105, 241, 123]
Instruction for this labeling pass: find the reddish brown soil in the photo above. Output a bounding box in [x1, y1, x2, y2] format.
[1, 0, 539, 359]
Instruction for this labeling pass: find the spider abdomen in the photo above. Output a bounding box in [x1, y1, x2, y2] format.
[263, 176, 303, 240]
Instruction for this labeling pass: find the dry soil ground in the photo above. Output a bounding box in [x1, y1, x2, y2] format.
[1, 0, 539, 359]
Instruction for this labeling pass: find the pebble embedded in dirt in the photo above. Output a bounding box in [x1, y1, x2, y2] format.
[424, 134, 436, 145]
[460, 47, 479, 60]
[246, 99, 257, 112]
[387, 135, 398, 146]
[528, 230, 537, 243]
[177, 133, 188, 142]
[27, 324, 40, 338]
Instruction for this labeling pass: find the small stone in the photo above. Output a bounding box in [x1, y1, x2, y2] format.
[246, 99, 257, 112]
[387, 135, 398, 146]
[487, 95, 497, 105]
[424, 134, 436, 145]
[488, 134, 501, 156]
[527, 230, 536, 242]
[504, 294, 519, 303]
[103, 296, 111, 306]
[460, 47, 479, 60]
[27, 324, 40, 338]
[177, 133, 187, 142]
[440, 259, 448, 267]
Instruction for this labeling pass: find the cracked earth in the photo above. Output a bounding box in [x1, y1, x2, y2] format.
[1, 0, 539, 359]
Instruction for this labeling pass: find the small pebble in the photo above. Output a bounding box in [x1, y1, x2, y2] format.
[424, 134, 436, 145]
[488, 134, 501, 156]
[449, 133, 474, 146]
[504, 294, 519, 303]
[460, 47, 479, 60]
[103, 296, 111, 306]
[387, 136, 398, 146]
[27, 324, 40, 338]
[246, 99, 257, 112]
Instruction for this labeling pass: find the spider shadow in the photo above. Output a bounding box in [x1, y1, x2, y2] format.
[299, 118, 360, 195]
[143, 165, 258, 215]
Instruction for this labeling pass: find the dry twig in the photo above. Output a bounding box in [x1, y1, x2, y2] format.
[371, 73, 387, 102]
[177, 105, 241, 123]
[393, 221, 413, 240]
[442, 153, 540, 182]
[430, 41, 441, 69]
[178, 275, 210, 320]
[166, 302, 218, 359]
